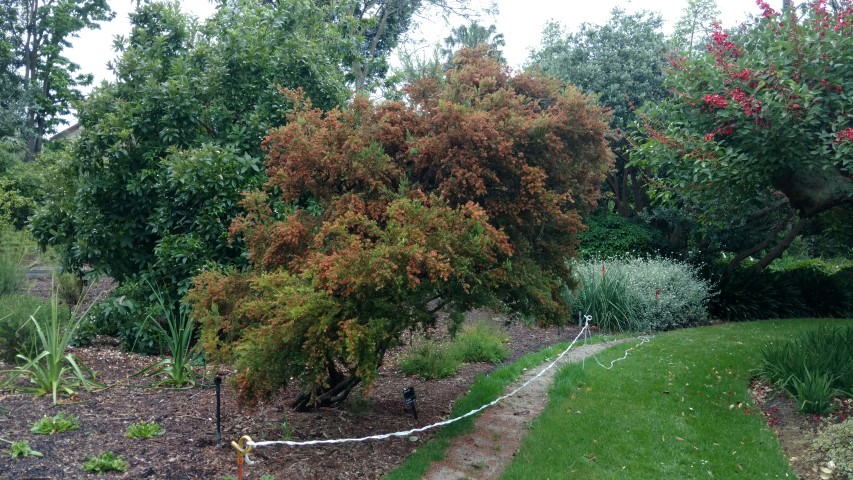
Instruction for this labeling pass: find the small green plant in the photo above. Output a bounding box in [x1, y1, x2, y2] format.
[135, 283, 196, 388]
[8, 439, 43, 458]
[56, 272, 84, 307]
[83, 451, 128, 474]
[398, 341, 462, 379]
[126, 421, 165, 439]
[261, 476, 276, 480]
[813, 419, 853, 479]
[452, 322, 508, 363]
[1, 290, 101, 404]
[758, 326, 853, 414]
[31, 412, 80, 434]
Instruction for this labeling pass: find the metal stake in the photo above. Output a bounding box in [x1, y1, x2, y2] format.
[215, 374, 222, 448]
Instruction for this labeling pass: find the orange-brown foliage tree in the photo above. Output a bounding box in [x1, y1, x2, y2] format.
[188, 50, 613, 409]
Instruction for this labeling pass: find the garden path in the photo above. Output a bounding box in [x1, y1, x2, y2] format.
[423, 338, 632, 480]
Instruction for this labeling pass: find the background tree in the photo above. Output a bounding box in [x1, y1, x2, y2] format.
[441, 21, 505, 64]
[528, 9, 668, 217]
[189, 50, 613, 408]
[670, 0, 720, 53]
[634, 0, 853, 270]
[30, 0, 351, 295]
[0, 0, 113, 157]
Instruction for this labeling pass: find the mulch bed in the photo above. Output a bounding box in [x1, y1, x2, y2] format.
[750, 378, 852, 480]
[2, 275, 585, 480]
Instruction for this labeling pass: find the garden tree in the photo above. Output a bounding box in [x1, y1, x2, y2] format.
[670, 0, 720, 53]
[528, 9, 668, 217]
[440, 21, 505, 64]
[312, 0, 483, 92]
[0, 0, 113, 157]
[634, 0, 853, 270]
[30, 0, 351, 294]
[188, 50, 613, 408]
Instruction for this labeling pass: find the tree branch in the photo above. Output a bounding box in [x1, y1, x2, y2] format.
[752, 216, 808, 270]
[725, 210, 794, 273]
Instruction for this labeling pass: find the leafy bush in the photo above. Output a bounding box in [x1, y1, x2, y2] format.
[758, 326, 853, 414]
[87, 280, 162, 354]
[707, 265, 802, 321]
[773, 260, 851, 317]
[577, 210, 669, 259]
[398, 341, 462, 379]
[31, 412, 79, 434]
[566, 257, 711, 332]
[453, 322, 508, 363]
[813, 419, 853, 479]
[83, 451, 127, 474]
[0, 294, 70, 363]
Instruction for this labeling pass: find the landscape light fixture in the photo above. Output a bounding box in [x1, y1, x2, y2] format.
[403, 386, 418, 420]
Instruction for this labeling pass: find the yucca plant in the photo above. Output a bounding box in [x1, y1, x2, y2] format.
[135, 284, 196, 388]
[0, 288, 100, 404]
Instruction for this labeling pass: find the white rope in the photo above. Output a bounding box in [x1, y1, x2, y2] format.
[248, 319, 592, 449]
[579, 313, 654, 370]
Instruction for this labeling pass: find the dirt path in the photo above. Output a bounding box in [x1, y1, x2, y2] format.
[423, 338, 633, 480]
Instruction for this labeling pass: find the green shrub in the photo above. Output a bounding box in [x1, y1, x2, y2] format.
[0, 294, 70, 363]
[577, 210, 669, 259]
[813, 419, 853, 479]
[82, 451, 127, 474]
[706, 265, 802, 321]
[56, 272, 83, 307]
[87, 280, 162, 354]
[774, 260, 851, 317]
[759, 326, 853, 414]
[398, 341, 462, 379]
[566, 257, 711, 332]
[452, 322, 508, 363]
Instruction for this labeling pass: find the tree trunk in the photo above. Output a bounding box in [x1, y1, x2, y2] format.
[726, 210, 794, 273]
[753, 216, 808, 270]
[771, 167, 853, 219]
[290, 364, 362, 411]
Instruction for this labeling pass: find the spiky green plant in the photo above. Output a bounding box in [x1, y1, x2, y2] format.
[126, 421, 165, 439]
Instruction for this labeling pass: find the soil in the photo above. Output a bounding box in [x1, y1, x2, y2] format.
[750, 379, 853, 480]
[2, 275, 592, 479]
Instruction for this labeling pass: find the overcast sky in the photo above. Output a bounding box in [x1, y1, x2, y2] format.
[65, 0, 782, 100]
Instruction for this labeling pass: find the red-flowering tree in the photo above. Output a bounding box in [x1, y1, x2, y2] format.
[188, 50, 612, 408]
[635, 0, 853, 268]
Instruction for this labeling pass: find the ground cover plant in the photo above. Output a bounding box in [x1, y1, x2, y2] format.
[6, 440, 43, 458]
[758, 325, 853, 414]
[500, 319, 848, 479]
[566, 256, 711, 332]
[814, 419, 853, 479]
[126, 421, 165, 439]
[82, 451, 127, 474]
[30, 412, 79, 435]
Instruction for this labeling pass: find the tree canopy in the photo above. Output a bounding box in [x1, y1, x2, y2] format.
[634, 0, 853, 269]
[0, 0, 113, 156]
[30, 0, 352, 292]
[188, 50, 613, 408]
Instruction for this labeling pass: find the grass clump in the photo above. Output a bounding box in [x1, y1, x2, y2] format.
[83, 451, 127, 474]
[398, 340, 461, 379]
[31, 412, 79, 434]
[813, 419, 853, 479]
[566, 256, 711, 332]
[126, 421, 165, 439]
[758, 325, 852, 414]
[0, 222, 31, 295]
[0, 294, 70, 363]
[8, 440, 43, 458]
[453, 322, 508, 363]
[398, 322, 508, 379]
[135, 283, 197, 388]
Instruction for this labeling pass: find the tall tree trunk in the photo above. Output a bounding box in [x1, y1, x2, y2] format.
[753, 217, 808, 269]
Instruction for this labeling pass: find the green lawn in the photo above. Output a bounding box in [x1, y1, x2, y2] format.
[501, 319, 851, 479]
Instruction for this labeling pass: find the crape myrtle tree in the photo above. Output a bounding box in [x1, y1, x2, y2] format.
[187, 50, 613, 409]
[634, 0, 853, 270]
[528, 9, 668, 217]
[30, 0, 351, 293]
